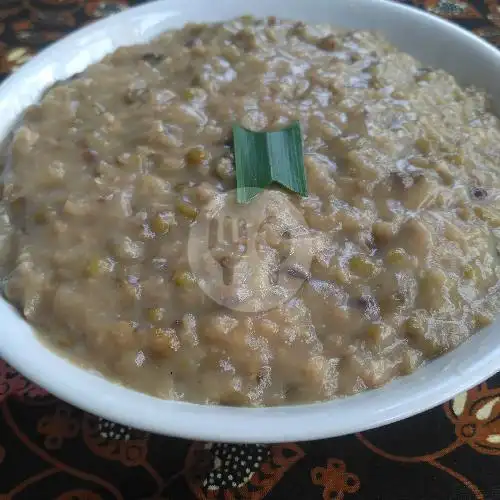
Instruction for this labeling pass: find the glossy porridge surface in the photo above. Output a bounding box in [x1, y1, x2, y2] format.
[1, 17, 499, 406]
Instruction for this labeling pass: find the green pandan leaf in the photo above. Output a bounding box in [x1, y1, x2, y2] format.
[233, 122, 307, 203]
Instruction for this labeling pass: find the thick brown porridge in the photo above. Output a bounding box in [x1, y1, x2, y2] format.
[0, 17, 499, 406]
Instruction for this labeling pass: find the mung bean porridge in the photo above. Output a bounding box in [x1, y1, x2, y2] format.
[0, 16, 499, 406]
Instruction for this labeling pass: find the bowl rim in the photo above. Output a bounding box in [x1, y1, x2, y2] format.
[1, 0, 500, 443]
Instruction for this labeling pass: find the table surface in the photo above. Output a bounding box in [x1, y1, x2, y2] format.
[1, 1, 500, 499]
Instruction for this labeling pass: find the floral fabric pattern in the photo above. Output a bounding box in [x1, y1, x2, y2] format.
[1, 1, 500, 498]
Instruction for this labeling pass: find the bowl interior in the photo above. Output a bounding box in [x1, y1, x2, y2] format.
[0, 0, 500, 443]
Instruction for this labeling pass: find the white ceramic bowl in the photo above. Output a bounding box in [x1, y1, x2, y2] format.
[1, 0, 500, 444]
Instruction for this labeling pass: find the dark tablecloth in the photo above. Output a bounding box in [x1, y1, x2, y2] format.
[1, 1, 500, 498]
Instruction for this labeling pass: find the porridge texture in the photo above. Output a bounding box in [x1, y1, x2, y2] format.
[0, 17, 499, 406]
